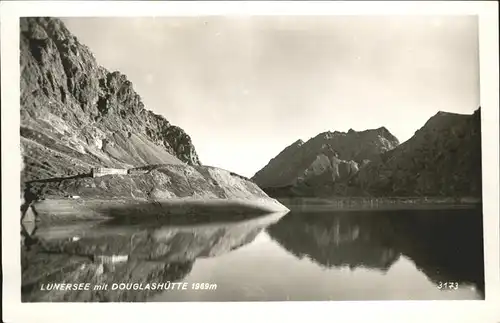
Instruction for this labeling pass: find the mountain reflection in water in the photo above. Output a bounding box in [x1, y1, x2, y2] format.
[266, 207, 484, 297]
[21, 212, 286, 302]
[21, 205, 484, 302]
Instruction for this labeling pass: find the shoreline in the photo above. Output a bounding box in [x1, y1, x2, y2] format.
[23, 197, 290, 224]
[276, 196, 482, 212]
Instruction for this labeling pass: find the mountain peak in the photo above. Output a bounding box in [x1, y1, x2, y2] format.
[352, 107, 482, 197]
[294, 139, 305, 146]
[252, 125, 400, 188]
[434, 110, 458, 118]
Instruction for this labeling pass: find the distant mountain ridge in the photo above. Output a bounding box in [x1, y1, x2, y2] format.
[252, 126, 400, 190]
[253, 108, 481, 198]
[20, 17, 200, 183]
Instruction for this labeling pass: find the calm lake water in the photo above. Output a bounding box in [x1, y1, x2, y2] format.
[21, 204, 484, 302]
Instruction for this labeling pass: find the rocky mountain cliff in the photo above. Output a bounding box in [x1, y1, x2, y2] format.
[20, 17, 290, 220]
[252, 127, 400, 194]
[20, 17, 200, 183]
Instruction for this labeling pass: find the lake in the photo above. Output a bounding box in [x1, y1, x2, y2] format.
[21, 204, 484, 302]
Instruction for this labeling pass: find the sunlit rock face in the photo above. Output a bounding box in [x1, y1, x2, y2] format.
[252, 128, 399, 196]
[21, 212, 285, 302]
[20, 17, 200, 184]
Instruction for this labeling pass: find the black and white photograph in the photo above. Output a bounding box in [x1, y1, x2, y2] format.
[2, 1, 500, 322]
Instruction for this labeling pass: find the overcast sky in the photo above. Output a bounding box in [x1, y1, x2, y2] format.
[62, 16, 479, 178]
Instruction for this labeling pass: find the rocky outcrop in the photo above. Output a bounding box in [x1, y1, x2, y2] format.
[349, 108, 482, 197]
[24, 164, 289, 222]
[20, 17, 200, 184]
[252, 127, 399, 196]
[22, 212, 284, 301]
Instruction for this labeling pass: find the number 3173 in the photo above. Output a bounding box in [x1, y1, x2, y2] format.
[437, 282, 458, 290]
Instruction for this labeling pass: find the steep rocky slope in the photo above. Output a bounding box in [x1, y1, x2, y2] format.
[348, 108, 482, 197]
[20, 17, 200, 184]
[252, 127, 400, 195]
[20, 17, 289, 219]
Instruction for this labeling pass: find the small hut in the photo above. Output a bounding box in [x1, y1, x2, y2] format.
[91, 167, 128, 178]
